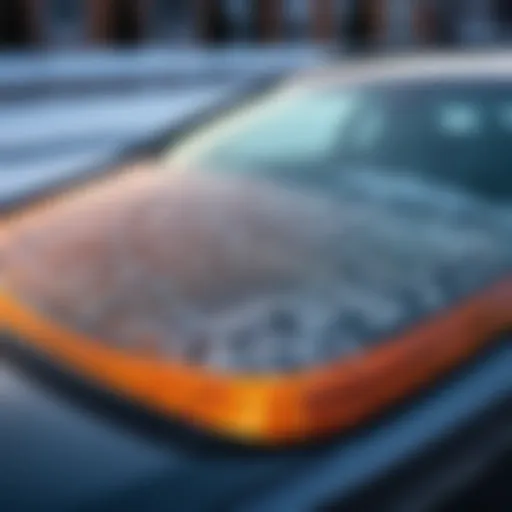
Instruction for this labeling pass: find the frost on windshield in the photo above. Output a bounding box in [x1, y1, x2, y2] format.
[2, 165, 511, 373]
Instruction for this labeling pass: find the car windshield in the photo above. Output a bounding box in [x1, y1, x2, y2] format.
[166, 87, 361, 168]
[164, 81, 512, 202]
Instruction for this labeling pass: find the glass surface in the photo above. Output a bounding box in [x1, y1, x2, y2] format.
[165, 81, 512, 201]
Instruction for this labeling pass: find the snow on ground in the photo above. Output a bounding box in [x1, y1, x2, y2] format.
[0, 46, 329, 206]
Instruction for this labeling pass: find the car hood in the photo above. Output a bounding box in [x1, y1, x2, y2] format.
[2, 164, 511, 371]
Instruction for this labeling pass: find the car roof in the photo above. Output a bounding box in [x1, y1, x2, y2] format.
[292, 49, 512, 90]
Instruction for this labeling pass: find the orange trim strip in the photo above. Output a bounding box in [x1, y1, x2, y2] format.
[2, 280, 511, 445]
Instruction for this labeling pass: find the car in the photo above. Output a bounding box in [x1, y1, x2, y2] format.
[2, 51, 511, 511]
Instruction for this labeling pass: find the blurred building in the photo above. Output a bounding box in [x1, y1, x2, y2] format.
[0, 0, 510, 50]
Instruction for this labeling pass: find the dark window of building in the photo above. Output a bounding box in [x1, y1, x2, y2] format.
[0, 0, 34, 48]
[108, 0, 141, 45]
[208, 0, 234, 43]
[200, 0, 279, 44]
[494, 0, 512, 24]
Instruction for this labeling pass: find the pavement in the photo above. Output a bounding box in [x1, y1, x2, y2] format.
[0, 45, 331, 207]
[0, 45, 330, 93]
